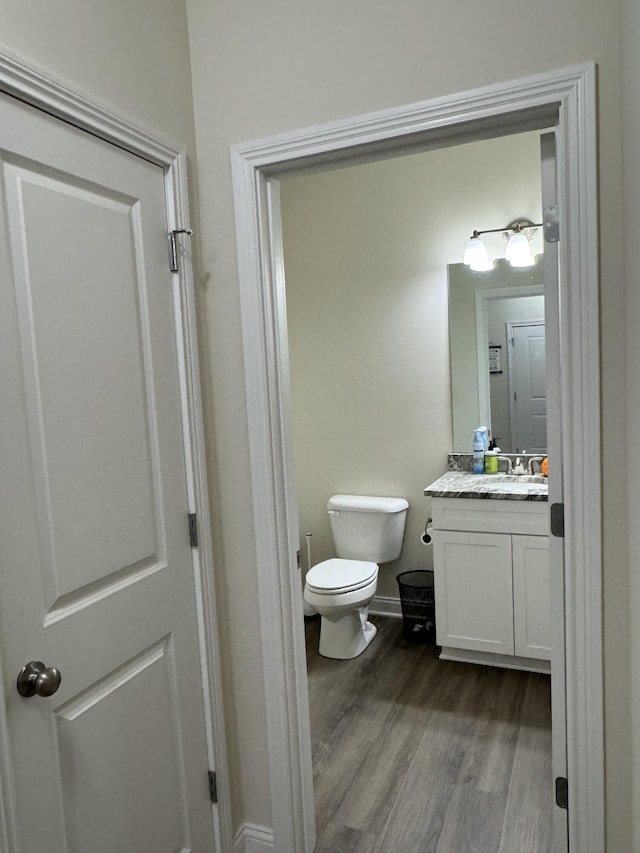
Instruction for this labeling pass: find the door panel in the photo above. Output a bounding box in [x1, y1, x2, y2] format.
[0, 93, 214, 852]
[512, 535, 551, 660]
[5, 161, 162, 617]
[54, 638, 188, 853]
[433, 530, 514, 655]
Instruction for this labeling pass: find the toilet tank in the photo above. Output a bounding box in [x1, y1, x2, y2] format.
[327, 494, 409, 563]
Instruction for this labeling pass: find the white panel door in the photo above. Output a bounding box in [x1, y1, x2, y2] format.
[512, 535, 551, 660]
[433, 530, 514, 655]
[0, 93, 215, 852]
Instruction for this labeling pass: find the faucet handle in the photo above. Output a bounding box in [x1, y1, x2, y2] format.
[528, 456, 544, 474]
[497, 455, 513, 474]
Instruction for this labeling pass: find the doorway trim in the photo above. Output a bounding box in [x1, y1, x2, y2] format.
[0, 51, 232, 851]
[232, 63, 601, 852]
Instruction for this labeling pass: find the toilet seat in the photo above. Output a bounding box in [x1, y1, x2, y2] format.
[306, 558, 378, 594]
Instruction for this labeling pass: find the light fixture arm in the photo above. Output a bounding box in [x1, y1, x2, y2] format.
[470, 220, 542, 240]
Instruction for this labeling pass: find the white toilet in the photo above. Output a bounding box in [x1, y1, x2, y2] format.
[304, 494, 409, 659]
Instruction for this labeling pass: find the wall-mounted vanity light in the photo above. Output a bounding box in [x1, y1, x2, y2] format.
[463, 219, 542, 272]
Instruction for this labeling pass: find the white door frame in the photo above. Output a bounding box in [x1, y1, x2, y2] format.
[0, 52, 232, 851]
[231, 63, 602, 852]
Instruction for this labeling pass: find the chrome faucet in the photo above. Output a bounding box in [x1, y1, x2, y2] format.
[528, 456, 545, 474]
[497, 456, 513, 474]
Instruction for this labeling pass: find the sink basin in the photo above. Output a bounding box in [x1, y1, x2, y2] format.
[475, 479, 547, 491]
[491, 473, 547, 484]
[466, 474, 548, 493]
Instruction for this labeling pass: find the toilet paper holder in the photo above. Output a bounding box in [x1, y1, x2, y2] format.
[421, 518, 433, 546]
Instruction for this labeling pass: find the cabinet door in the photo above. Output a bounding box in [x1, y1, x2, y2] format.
[433, 530, 514, 655]
[512, 535, 551, 660]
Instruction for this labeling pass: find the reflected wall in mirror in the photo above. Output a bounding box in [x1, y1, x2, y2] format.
[449, 259, 545, 453]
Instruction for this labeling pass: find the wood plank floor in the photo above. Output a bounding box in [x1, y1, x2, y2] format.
[305, 615, 553, 853]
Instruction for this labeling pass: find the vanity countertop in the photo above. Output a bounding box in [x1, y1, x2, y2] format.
[424, 471, 548, 502]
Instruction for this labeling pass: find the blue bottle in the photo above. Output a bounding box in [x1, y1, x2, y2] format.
[473, 429, 485, 474]
[478, 426, 489, 451]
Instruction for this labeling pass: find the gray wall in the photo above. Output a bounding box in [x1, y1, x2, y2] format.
[1, 2, 636, 846]
[185, 0, 629, 844]
[622, 2, 640, 847]
[0, 2, 196, 152]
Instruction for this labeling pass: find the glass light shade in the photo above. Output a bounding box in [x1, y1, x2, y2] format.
[505, 232, 535, 267]
[463, 237, 493, 271]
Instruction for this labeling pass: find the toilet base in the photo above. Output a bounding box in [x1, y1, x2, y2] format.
[318, 608, 378, 660]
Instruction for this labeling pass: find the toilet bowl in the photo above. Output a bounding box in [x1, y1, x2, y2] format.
[303, 493, 409, 660]
[304, 558, 379, 659]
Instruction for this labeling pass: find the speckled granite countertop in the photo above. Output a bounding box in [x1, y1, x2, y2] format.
[424, 471, 548, 502]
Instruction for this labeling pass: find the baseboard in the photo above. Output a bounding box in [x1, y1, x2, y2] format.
[368, 595, 402, 618]
[233, 822, 274, 852]
[439, 646, 551, 674]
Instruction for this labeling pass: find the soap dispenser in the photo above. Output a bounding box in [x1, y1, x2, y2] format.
[484, 448, 498, 474]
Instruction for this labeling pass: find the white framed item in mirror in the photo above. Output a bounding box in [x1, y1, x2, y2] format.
[488, 345, 502, 374]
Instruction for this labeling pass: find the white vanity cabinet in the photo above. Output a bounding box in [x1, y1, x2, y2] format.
[431, 497, 550, 673]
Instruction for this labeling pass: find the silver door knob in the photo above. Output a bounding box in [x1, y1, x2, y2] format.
[17, 661, 61, 698]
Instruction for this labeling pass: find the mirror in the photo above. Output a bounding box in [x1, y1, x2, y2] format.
[448, 258, 546, 454]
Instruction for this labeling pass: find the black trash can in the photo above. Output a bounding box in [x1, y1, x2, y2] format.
[396, 570, 436, 643]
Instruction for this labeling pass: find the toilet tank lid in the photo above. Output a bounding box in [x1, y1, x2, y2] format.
[327, 494, 409, 513]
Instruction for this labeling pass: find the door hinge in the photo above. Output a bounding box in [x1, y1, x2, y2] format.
[555, 776, 568, 810]
[550, 503, 565, 538]
[543, 203, 559, 243]
[188, 512, 198, 548]
[208, 770, 218, 804]
[168, 228, 193, 273]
